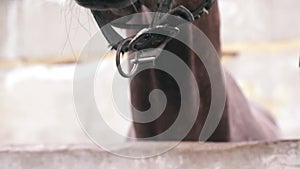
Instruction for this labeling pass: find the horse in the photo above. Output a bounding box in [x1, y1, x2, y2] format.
[74, 0, 279, 142]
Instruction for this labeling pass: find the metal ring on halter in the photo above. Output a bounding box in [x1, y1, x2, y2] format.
[116, 37, 139, 78]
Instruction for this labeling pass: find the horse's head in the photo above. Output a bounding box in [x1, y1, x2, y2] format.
[74, 0, 221, 54]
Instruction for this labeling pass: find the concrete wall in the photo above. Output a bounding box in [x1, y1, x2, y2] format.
[1, 0, 300, 59]
[0, 141, 299, 169]
[220, 0, 300, 42]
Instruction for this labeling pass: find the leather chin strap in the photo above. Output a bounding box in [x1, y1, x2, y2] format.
[91, 10, 124, 49]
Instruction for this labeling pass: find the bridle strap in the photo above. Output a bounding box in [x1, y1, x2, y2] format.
[91, 0, 217, 78]
[157, 0, 173, 13]
[92, 0, 216, 50]
[91, 10, 124, 49]
[154, 0, 215, 19]
[107, 0, 215, 30]
[191, 0, 215, 19]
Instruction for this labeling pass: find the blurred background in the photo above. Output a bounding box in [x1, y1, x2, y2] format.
[0, 0, 299, 144]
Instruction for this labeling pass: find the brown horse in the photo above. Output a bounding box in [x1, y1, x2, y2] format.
[75, 0, 279, 142]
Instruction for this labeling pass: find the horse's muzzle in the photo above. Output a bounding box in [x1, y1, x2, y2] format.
[75, 0, 136, 10]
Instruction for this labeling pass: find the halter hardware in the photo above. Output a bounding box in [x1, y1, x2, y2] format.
[92, 0, 216, 78]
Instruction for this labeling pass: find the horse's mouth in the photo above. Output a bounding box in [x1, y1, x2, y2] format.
[75, 0, 136, 10]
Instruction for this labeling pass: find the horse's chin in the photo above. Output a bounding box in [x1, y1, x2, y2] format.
[75, 0, 136, 10]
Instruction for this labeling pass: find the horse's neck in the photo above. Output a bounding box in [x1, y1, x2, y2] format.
[131, 1, 231, 141]
[194, 0, 221, 54]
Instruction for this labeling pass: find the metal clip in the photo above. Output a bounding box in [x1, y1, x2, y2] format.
[116, 38, 138, 78]
[115, 25, 179, 78]
[203, 8, 209, 15]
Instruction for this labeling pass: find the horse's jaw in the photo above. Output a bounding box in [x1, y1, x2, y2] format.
[75, 0, 136, 10]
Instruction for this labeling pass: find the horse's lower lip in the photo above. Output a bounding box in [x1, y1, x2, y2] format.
[76, 1, 93, 7]
[75, 0, 134, 10]
[75, 1, 103, 10]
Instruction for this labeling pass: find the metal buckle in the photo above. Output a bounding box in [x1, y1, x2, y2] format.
[116, 38, 138, 78]
[115, 25, 179, 78]
[130, 25, 179, 50]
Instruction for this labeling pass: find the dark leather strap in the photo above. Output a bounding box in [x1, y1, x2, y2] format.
[92, 0, 216, 50]
[191, 0, 216, 19]
[91, 10, 125, 50]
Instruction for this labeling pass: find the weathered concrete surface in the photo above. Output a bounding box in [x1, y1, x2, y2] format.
[0, 140, 299, 169]
[1, 0, 300, 59]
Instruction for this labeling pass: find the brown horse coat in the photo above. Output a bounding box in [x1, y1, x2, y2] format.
[75, 0, 279, 141]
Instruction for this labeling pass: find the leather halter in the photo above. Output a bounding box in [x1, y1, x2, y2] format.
[91, 0, 216, 77]
[92, 0, 215, 49]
